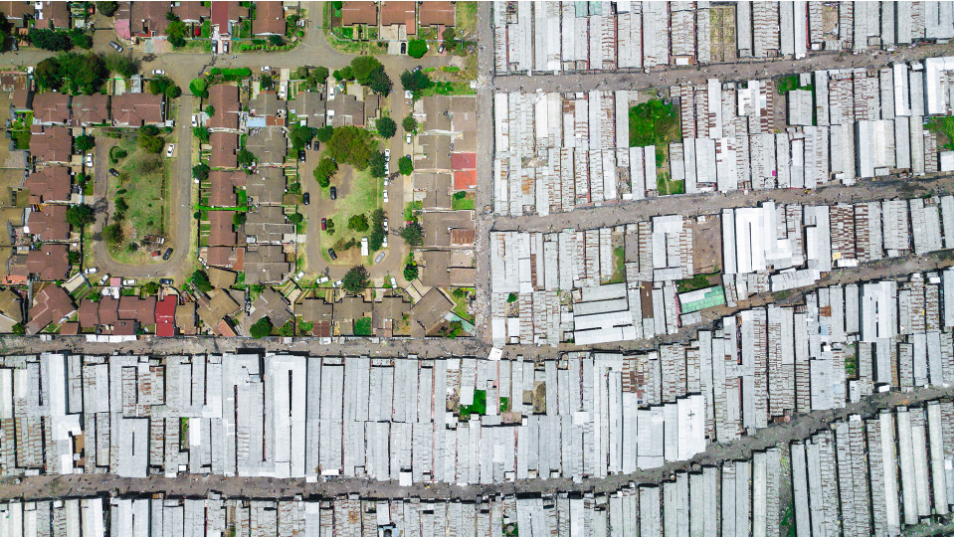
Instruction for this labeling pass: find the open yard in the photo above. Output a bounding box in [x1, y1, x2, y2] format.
[320, 166, 382, 263]
[457, 2, 477, 37]
[629, 99, 681, 148]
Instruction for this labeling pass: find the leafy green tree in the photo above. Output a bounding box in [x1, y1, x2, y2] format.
[11, 323, 24, 336]
[400, 222, 424, 246]
[333, 66, 354, 81]
[400, 69, 432, 93]
[324, 126, 376, 169]
[68, 250, 81, 265]
[165, 10, 180, 22]
[249, 317, 273, 339]
[260, 74, 273, 90]
[316, 125, 334, 142]
[233, 212, 246, 226]
[75, 134, 95, 152]
[69, 29, 93, 49]
[341, 265, 370, 294]
[307, 66, 329, 88]
[349, 56, 384, 85]
[289, 124, 317, 150]
[368, 68, 392, 96]
[104, 53, 137, 77]
[406, 39, 428, 58]
[205, 105, 216, 116]
[102, 223, 123, 245]
[368, 208, 386, 251]
[398, 155, 414, 176]
[189, 78, 209, 98]
[114, 197, 129, 213]
[287, 213, 303, 224]
[192, 163, 210, 181]
[348, 214, 369, 232]
[66, 205, 95, 228]
[142, 281, 160, 295]
[166, 19, 188, 47]
[192, 270, 213, 293]
[403, 263, 419, 281]
[96, 1, 119, 16]
[138, 133, 164, 153]
[236, 149, 255, 166]
[268, 35, 284, 46]
[368, 151, 387, 178]
[28, 29, 73, 51]
[140, 125, 160, 136]
[442, 28, 459, 53]
[277, 321, 295, 337]
[193, 126, 210, 143]
[376, 117, 397, 139]
[313, 157, 337, 187]
[164, 84, 182, 99]
[402, 114, 417, 133]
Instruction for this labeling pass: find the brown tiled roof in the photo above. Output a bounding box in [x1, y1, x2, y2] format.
[172, 0, 210, 22]
[243, 245, 291, 285]
[208, 85, 240, 130]
[129, 1, 172, 37]
[29, 126, 72, 163]
[0, 289, 23, 323]
[71, 94, 110, 125]
[41, 1, 70, 28]
[98, 297, 119, 325]
[197, 290, 239, 328]
[298, 297, 332, 324]
[410, 288, 452, 331]
[209, 170, 246, 206]
[0, 1, 35, 20]
[208, 266, 237, 288]
[59, 321, 79, 335]
[419, 1, 454, 27]
[26, 285, 74, 334]
[209, 132, 238, 168]
[244, 206, 294, 243]
[245, 167, 285, 204]
[26, 244, 69, 280]
[77, 299, 98, 328]
[111, 93, 164, 126]
[32, 92, 71, 124]
[340, 1, 377, 26]
[422, 250, 450, 287]
[206, 246, 244, 270]
[213, 318, 237, 336]
[28, 204, 70, 241]
[334, 295, 371, 323]
[450, 228, 475, 246]
[23, 167, 70, 204]
[247, 288, 291, 328]
[208, 210, 237, 247]
[175, 302, 197, 334]
[449, 267, 476, 287]
[252, 0, 285, 35]
[381, 1, 415, 28]
[118, 295, 156, 324]
[211, 0, 246, 28]
[372, 296, 410, 333]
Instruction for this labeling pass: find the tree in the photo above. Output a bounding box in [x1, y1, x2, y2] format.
[278, 321, 295, 337]
[69, 29, 93, 50]
[368, 208, 386, 251]
[66, 205, 95, 228]
[138, 133, 164, 153]
[288, 213, 303, 225]
[289, 124, 317, 150]
[368, 151, 387, 178]
[193, 126, 210, 143]
[114, 197, 129, 213]
[400, 222, 424, 246]
[268, 35, 284, 46]
[28, 29, 73, 51]
[192, 270, 213, 293]
[341, 265, 370, 294]
[104, 53, 137, 77]
[166, 19, 187, 48]
[376, 117, 397, 139]
[316, 125, 334, 143]
[314, 157, 337, 187]
[260, 74, 273, 90]
[368, 68, 392, 96]
[164, 85, 182, 99]
[165, 10, 180, 22]
[398, 155, 414, 176]
[400, 69, 432, 93]
[142, 281, 160, 295]
[189, 78, 209, 98]
[407, 39, 428, 58]
[233, 212, 246, 226]
[403, 263, 419, 281]
[348, 214, 369, 232]
[205, 105, 216, 116]
[102, 223, 123, 245]
[192, 163, 210, 181]
[126, 242, 139, 253]
[75, 134, 95, 152]
[11, 323, 24, 336]
[140, 125, 160, 136]
[96, 1, 119, 16]
[324, 126, 376, 170]
[307, 66, 329, 88]
[333, 66, 354, 81]
[442, 28, 459, 53]
[236, 149, 255, 167]
[402, 115, 417, 133]
[350, 56, 384, 85]
[249, 317, 273, 339]
[68, 251, 81, 265]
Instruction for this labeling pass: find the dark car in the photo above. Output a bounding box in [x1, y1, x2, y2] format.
[159, 278, 173, 285]
[327, 248, 337, 260]
[401, 42, 407, 54]
[162, 248, 173, 260]
[298, 150, 306, 162]
[313, 140, 320, 151]
[109, 168, 120, 177]
[321, 218, 326, 230]
[329, 186, 337, 200]
[303, 192, 310, 205]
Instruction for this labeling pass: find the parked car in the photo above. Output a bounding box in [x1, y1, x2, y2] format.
[390, 276, 397, 288]
[438, 44, 445, 54]
[384, 163, 390, 177]
[400, 42, 407, 54]
[85, 153, 93, 167]
[383, 218, 388, 232]
[99, 274, 110, 285]
[84, 267, 98, 275]
[382, 234, 388, 248]
[303, 192, 310, 205]
[329, 186, 337, 200]
[321, 218, 327, 230]
[385, 148, 391, 160]
[122, 279, 136, 286]
[294, 271, 304, 281]
[261, 66, 271, 72]
[316, 276, 330, 285]
[298, 149, 306, 162]
[152, 69, 165, 75]
[109, 41, 123, 52]
[328, 248, 337, 260]
[159, 278, 173, 285]
[406, 133, 412, 144]
[166, 144, 175, 157]
[191, 114, 198, 127]
[313, 140, 320, 151]
[383, 189, 389, 203]
[333, 279, 343, 288]
[413, 65, 422, 73]
[162, 248, 173, 260]
[374, 252, 386, 264]
[109, 168, 120, 177]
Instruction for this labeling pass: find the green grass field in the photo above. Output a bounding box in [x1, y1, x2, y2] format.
[323, 167, 382, 254]
[629, 99, 681, 148]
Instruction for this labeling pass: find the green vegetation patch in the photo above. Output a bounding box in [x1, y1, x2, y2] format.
[676, 271, 720, 293]
[452, 193, 474, 210]
[656, 172, 685, 196]
[459, 389, 487, 420]
[629, 99, 681, 148]
[354, 316, 372, 336]
[775, 75, 813, 95]
[927, 116, 954, 151]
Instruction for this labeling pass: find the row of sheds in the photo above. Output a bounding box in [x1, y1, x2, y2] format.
[493, 2, 954, 74]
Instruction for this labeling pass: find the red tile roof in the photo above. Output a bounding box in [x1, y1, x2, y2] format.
[155, 295, 176, 336]
[32, 92, 71, 124]
[119, 295, 156, 325]
[453, 169, 476, 191]
[26, 285, 74, 334]
[206, 246, 244, 270]
[419, 1, 454, 27]
[451, 152, 476, 170]
[112, 93, 164, 126]
[208, 210, 237, 246]
[172, 1, 210, 22]
[208, 85, 240, 130]
[253, 1, 285, 35]
[209, 132, 238, 168]
[77, 299, 98, 328]
[71, 94, 110, 125]
[340, 1, 377, 26]
[59, 321, 79, 335]
[211, 0, 247, 29]
[129, 1, 172, 37]
[26, 244, 69, 280]
[23, 167, 71, 204]
[381, 1, 415, 28]
[98, 297, 119, 325]
[28, 204, 70, 241]
[29, 126, 72, 163]
[209, 171, 246, 206]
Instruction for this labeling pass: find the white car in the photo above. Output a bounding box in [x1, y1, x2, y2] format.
[390, 276, 397, 288]
[122, 279, 137, 286]
[294, 271, 304, 281]
[384, 162, 389, 177]
[406, 133, 412, 144]
[261, 66, 271, 72]
[152, 69, 165, 75]
[383, 189, 389, 203]
[99, 274, 110, 285]
[383, 218, 388, 232]
[166, 144, 175, 157]
[333, 279, 343, 288]
[384, 148, 391, 160]
[191, 114, 198, 127]
[84, 267, 98, 275]
[85, 153, 93, 167]
[316, 275, 330, 285]
[382, 234, 388, 248]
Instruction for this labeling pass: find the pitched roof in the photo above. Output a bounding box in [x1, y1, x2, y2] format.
[118, 295, 156, 325]
[29, 126, 72, 163]
[208, 266, 237, 288]
[208, 85, 241, 130]
[155, 295, 177, 337]
[372, 295, 410, 334]
[40, 1, 70, 28]
[252, 0, 285, 35]
[32, 92, 71, 124]
[245, 206, 294, 243]
[209, 132, 238, 168]
[410, 288, 453, 331]
[419, 1, 454, 27]
[246, 167, 286, 204]
[0, 289, 23, 323]
[172, 0, 210, 22]
[245, 128, 287, 167]
[288, 91, 326, 127]
[449, 267, 476, 287]
[111, 92, 164, 126]
[71, 94, 110, 125]
[381, 1, 415, 28]
[451, 152, 476, 170]
[208, 210, 237, 247]
[206, 246, 245, 270]
[27, 204, 70, 241]
[209, 170, 246, 206]
[98, 297, 119, 325]
[77, 299, 98, 328]
[197, 290, 240, 328]
[23, 166, 71, 204]
[247, 288, 291, 328]
[211, 0, 247, 28]
[175, 302, 197, 334]
[59, 321, 79, 335]
[422, 250, 450, 287]
[26, 285, 74, 334]
[453, 169, 477, 190]
[0, 1, 35, 20]
[243, 245, 291, 285]
[298, 297, 333, 324]
[340, 1, 377, 26]
[129, 1, 172, 37]
[26, 244, 69, 280]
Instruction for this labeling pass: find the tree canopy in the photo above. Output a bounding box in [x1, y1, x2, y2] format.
[96, 2, 119, 16]
[407, 39, 428, 58]
[192, 270, 213, 293]
[102, 223, 123, 245]
[104, 53, 137, 77]
[75, 134, 95, 152]
[348, 214, 369, 232]
[376, 117, 397, 139]
[289, 124, 317, 150]
[324, 126, 376, 170]
[368, 68, 392, 96]
[342, 265, 370, 294]
[403, 263, 419, 281]
[350, 56, 384, 85]
[315, 125, 334, 143]
[400, 222, 424, 246]
[368, 151, 387, 179]
[192, 163, 210, 182]
[400, 69, 432, 93]
[249, 317, 273, 339]
[402, 115, 417, 133]
[66, 205, 95, 228]
[367, 208, 386, 252]
[313, 157, 337, 187]
[35, 53, 106, 94]
[28, 29, 73, 51]
[398, 155, 414, 176]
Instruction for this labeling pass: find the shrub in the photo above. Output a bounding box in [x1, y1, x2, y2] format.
[407, 39, 428, 58]
[403, 263, 419, 281]
[249, 317, 273, 339]
[96, 1, 119, 16]
[193, 126, 210, 142]
[233, 212, 246, 226]
[278, 321, 295, 337]
[75, 134, 95, 152]
[402, 115, 417, 133]
[368, 151, 387, 178]
[189, 78, 209, 98]
[348, 214, 369, 232]
[205, 105, 215, 116]
[68, 251, 81, 265]
[192, 163, 210, 181]
[400, 69, 432, 93]
[102, 223, 123, 245]
[268, 35, 284, 46]
[316, 125, 334, 142]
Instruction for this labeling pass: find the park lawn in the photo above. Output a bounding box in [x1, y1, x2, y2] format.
[323, 167, 382, 253]
[629, 99, 681, 148]
[116, 147, 167, 239]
